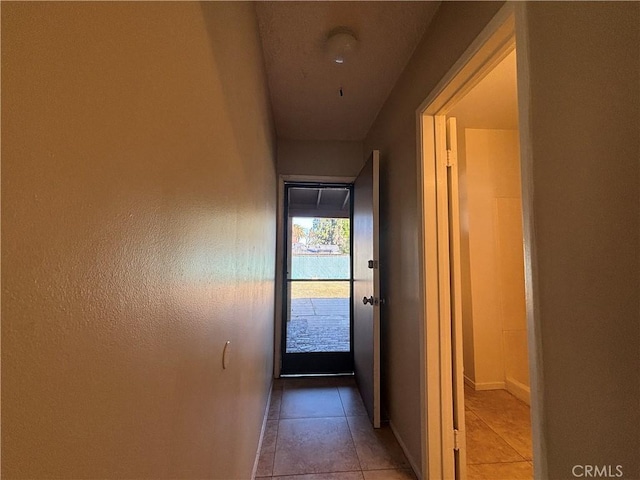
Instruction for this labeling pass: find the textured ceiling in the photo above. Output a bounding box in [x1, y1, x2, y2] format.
[256, 1, 440, 141]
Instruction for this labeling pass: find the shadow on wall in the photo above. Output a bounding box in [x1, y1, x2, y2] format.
[200, 2, 277, 176]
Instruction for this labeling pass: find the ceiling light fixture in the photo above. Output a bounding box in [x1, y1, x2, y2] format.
[326, 27, 357, 65]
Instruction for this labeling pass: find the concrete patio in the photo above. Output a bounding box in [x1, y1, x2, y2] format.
[286, 298, 350, 353]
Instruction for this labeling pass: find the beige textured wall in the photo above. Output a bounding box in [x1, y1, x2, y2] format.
[277, 139, 363, 177]
[1, 3, 276, 479]
[520, 3, 639, 477]
[363, 1, 505, 470]
[463, 129, 528, 398]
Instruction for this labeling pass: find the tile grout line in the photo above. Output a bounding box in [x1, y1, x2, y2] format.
[338, 386, 366, 476]
[480, 415, 530, 460]
[469, 411, 527, 463]
[344, 414, 365, 474]
[269, 420, 280, 478]
[337, 386, 348, 418]
[271, 382, 284, 477]
[465, 393, 533, 466]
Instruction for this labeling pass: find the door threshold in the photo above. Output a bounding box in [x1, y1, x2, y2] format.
[279, 372, 354, 378]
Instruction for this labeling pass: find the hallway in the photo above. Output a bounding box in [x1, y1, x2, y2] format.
[4, 2, 638, 479]
[256, 376, 416, 479]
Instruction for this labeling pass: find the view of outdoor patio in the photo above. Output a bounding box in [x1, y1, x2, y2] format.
[287, 282, 350, 353]
[286, 217, 351, 353]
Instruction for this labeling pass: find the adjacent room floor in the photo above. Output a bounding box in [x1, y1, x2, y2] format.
[256, 376, 416, 480]
[465, 386, 533, 480]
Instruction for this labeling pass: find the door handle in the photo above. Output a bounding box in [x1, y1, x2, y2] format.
[362, 296, 378, 306]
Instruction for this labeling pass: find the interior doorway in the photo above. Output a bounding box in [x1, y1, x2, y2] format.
[280, 183, 354, 375]
[447, 49, 533, 479]
[417, 6, 538, 480]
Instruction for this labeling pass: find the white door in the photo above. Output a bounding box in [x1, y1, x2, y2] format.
[447, 117, 467, 478]
[353, 150, 381, 428]
[436, 116, 468, 478]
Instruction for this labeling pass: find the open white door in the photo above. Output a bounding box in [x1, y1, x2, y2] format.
[353, 150, 381, 428]
[435, 116, 468, 478]
[421, 114, 469, 479]
[445, 117, 467, 478]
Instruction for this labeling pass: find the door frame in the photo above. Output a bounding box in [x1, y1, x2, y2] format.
[274, 175, 355, 378]
[416, 4, 545, 479]
[280, 181, 354, 375]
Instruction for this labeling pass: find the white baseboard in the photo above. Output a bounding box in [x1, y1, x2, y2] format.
[251, 381, 273, 480]
[464, 375, 505, 391]
[389, 420, 422, 480]
[505, 376, 531, 405]
[464, 375, 475, 389]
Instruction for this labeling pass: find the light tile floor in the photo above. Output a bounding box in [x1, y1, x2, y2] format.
[256, 376, 416, 480]
[465, 386, 533, 480]
[257, 379, 532, 480]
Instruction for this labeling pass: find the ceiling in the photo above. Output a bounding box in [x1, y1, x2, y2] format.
[256, 2, 440, 141]
[448, 50, 519, 130]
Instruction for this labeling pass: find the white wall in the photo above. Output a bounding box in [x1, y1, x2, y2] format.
[2, 3, 276, 478]
[519, 3, 639, 477]
[462, 128, 529, 401]
[277, 139, 363, 177]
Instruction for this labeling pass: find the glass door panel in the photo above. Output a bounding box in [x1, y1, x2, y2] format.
[286, 281, 350, 353]
[282, 185, 354, 375]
